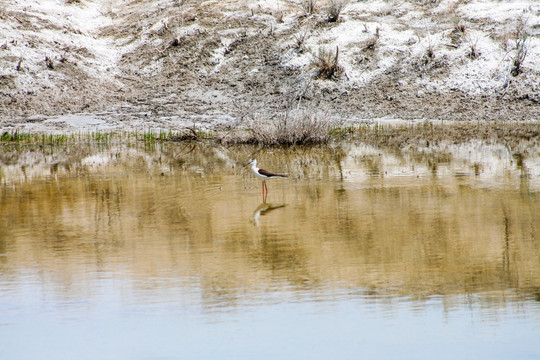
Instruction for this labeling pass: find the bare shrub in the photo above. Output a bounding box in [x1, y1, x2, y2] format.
[274, 10, 284, 23]
[15, 58, 23, 71]
[245, 111, 333, 146]
[455, 22, 466, 34]
[310, 46, 342, 80]
[362, 27, 380, 51]
[44, 56, 54, 69]
[423, 43, 435, 64]
[302, 0, 317, 15]
[465, 35, 480, 60]
[445, 0, 459, 15]
[449, 20, 466, 46]
[327, 0, 347, 22]
[293, 30, 310, 52]
[510, 35, 528, 77]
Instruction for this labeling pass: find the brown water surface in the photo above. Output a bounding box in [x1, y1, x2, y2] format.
[1, 141, 539, 359]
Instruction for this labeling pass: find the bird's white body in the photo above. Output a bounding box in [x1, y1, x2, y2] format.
[247, 159, 286, 179]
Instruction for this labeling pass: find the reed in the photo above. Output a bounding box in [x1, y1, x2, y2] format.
[0, 131, 119, 145]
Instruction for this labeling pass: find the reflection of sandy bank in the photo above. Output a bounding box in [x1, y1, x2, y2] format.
[1, 142, 539, 309]
[4, 140, 538, 189]
[0, 146, 169, 186]
[341, 142, 540, 191]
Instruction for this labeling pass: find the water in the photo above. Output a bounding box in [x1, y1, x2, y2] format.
[1, 141, 540, 359]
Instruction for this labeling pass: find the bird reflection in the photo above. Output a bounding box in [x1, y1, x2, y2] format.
[252, 202, 287, 226]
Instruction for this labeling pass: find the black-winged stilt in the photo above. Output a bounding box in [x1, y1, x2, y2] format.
[247, 159, 287, 202]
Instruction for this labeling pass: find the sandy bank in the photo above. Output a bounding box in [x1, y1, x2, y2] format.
[1, 0, 539, 134]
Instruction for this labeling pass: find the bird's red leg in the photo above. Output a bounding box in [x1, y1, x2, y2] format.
[262, 180, 267, 203]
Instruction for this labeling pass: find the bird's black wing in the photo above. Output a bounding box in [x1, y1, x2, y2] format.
[258, 168, 287, 178]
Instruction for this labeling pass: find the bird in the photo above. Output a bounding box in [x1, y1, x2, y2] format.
[246, 159, 287, 202]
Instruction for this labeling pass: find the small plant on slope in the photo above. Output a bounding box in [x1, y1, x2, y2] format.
[327, 0, 347, 22]
[310, 46, 342, 80]
[510, 35, 528, 77]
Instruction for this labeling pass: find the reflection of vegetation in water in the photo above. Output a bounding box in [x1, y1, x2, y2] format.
[1, 141, 540, 308]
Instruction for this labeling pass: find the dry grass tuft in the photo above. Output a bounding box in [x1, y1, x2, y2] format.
[244, 111, 334, 146]
[362, 27, 380, 51]
[302, 0, 317, 15]
[510, 35, 528, 77]
[274, 10, 284, 23]
[327, 0, 347, 22]
[310, 46, 342, 80]
[465, 35, 480, 60]
[449, 21, 466, 46]
[293, 30, 310, 52]
[44, 56, 54, 69]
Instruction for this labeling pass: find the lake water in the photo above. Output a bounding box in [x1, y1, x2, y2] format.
[1, 141, 540, 359]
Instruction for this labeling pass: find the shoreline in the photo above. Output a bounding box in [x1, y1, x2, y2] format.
[1, 119, 538, 153]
